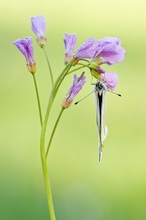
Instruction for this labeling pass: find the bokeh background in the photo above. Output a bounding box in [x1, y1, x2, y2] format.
[1, 0, 146, 219]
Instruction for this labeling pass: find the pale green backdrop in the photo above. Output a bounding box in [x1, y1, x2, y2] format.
[1, 0, 146, 219]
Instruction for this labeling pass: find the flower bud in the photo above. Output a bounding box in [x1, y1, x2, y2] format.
[31, 15, 47, 48]
[13, 37, 36, 74]
[62, 73, 86, 109]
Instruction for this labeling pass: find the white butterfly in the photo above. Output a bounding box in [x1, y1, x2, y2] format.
[75, 73, 120, 162]
[94, 78, 121, 162]
[94, 80, 108, 162]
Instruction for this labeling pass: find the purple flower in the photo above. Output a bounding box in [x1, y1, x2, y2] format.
[62, 73, 86, 108]
[64, 33, 77, 64]
[13, 37, 36, 74]
[94, 37, 126, 65]
[31, 15, 47, 48]
[63, 34, 125, 67]
[74, 37, 99, 60]
[102, 72, 118, 91]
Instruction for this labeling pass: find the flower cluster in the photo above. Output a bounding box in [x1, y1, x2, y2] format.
[64, 33, 125, 65]
[64, 33, 126, 93]
[13, 15, 126, 102]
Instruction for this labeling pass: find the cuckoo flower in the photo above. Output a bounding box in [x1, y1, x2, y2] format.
[64, 35, 125, 67]
[31, 15, 47, 48]
[94, 37, 126, 65]
[64, 33, 77, 64]
[62, 73, 86, 108]
[13, 37, 36, 74]
[102, 72, 118, 91]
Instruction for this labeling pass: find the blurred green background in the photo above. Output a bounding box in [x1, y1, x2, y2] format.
[1, 0, 146, 219]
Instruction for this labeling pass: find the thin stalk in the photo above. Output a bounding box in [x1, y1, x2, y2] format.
[45, 108, 65, 159]
[41, 153, 56, 220]
[32, 74, 43, 126]
[67, 63, 89, 75]
[43, 47, 54, 87]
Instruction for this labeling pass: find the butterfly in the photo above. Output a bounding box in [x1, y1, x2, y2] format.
[75, 73, 120, 162]
[94, 80, 108, 162]
[94, 79, 121, 162]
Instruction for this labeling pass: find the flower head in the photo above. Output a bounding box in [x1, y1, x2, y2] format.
[62, 73, 86, 108]
[13, 37, 36, 74]
[102, 72, 118, 91]
[64, 33, 77, 64]
[31, 15, 47, 48]
[94, 37, 126, 65]
[63, 34, 125, 68]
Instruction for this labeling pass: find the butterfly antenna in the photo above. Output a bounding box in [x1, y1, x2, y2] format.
[108, 90, 121, 97]
[75, 90, 95, 105]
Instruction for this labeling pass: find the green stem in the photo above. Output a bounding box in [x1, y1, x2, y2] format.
[41, 153, 56, 220]
[40, 63, 72, 147]
[43, 47, 54, 87]
[40, 63, 72, 219]
[32, 74, 43, 126]
[45, 108, 65, 159]
[67, 63, 89, 75]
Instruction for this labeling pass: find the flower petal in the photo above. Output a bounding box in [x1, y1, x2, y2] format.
[74, 37, 99, 59]
[64, 33, 77, 63]
[102, 72, 118, 90]
[95, 37, 126, 65]
[13, 37, 34, 64]
[31, 15, 46, 38]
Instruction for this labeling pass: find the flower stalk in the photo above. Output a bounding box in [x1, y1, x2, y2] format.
[45, 107, 65, 159]
[43, 47, 54, 87]
[40, 148, 56, 220]
[32, 74, 43, 126]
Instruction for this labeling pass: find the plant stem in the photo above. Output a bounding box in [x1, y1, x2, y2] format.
[40, 63, 72, 152]
[45, 107, 65, 159]
[32, 74, 43, 126]
[40, 63, 72, 219]
[66, 63, 90, 75]
[41, 152, 56, 220]
[43, 47, 54, 87]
